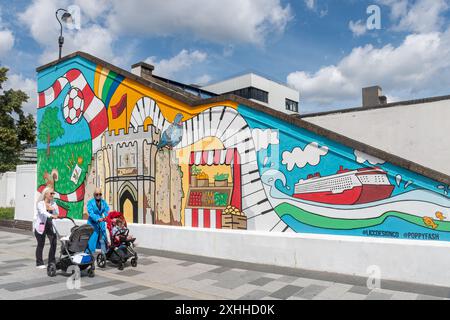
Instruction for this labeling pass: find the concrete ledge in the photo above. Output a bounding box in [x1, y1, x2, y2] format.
[50, 219, 450, 288]
[0, 219, 32, 231]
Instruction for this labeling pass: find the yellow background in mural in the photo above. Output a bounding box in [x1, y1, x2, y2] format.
[94, 65, 238, 133]
[123, 199, 134, 224]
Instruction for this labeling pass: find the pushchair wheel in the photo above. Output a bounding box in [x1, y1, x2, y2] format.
[131, 257, 137, 268]
[118, 262, 124, 271]
[88, 265, 95, 278]
[96, 253, 106, 268]
[47, 263, 57, 277]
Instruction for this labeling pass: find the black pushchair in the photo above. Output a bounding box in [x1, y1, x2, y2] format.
[47, 217, 96, 278]
[96, 211, 138, 270]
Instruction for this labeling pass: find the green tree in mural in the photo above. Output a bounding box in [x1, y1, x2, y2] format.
[38, 107, 65, 157]
[0, 67, 36, 172]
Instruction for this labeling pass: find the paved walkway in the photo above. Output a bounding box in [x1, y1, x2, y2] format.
[0, 227, 449, 300]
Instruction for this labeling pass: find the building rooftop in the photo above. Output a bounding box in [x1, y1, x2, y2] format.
[202, 70, 295, 91]
[36, 51, 450, 185]
[301, 94, 450, 118]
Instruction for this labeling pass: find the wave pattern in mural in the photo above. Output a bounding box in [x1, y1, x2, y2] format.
[36, 55, 450, 242]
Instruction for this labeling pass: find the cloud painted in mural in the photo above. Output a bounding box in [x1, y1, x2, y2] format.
[251, 128, 279, 151]
[282, 142, 329, 171]
[354, 150, 386, 165]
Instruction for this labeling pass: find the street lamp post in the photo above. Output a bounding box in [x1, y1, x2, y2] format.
[55, 8, 73, 60]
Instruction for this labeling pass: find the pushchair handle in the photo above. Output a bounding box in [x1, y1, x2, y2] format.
[54, 216, 76, 226]
[49, 216, 77, 239]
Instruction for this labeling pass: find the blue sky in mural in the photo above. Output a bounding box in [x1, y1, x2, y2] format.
[1, 0, 450, 115]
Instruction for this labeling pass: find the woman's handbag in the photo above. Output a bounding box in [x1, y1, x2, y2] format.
[38, 222, 45, 233]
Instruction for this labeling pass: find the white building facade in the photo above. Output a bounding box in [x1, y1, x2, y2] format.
[202, 73, 300, 115]
[0, 171, 16, 207]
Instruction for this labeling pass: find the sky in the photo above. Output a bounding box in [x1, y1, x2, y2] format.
[0, 0, 450, 115]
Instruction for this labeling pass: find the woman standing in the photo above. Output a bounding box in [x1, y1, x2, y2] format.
[34, 187, 59, 268]
[86, 188, 110, 254]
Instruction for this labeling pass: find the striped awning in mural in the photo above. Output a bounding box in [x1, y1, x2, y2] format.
[185, 208, 222, 229]
[189, 149, 236, 166]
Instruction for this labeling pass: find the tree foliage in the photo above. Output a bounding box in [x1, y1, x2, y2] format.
[0, 67, 36, 172]
[38, 107, 65, 156]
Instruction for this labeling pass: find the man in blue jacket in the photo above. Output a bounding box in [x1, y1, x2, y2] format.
[87, 188, 110, 254]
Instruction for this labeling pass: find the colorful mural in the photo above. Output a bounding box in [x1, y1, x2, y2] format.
[37, 55, 450, 241]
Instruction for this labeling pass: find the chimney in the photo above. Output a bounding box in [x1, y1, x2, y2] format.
[131, 62, 155, 81]
[362, 86, 387, 108]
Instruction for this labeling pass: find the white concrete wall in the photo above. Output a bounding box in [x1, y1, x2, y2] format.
[14, 164, 37, 222]
[0, 171, 16, 207]
[16, 158, 449, 287]
[304, 99, 450, 175]
[202, 73, 300, 115]
[52, 219, 450, 287]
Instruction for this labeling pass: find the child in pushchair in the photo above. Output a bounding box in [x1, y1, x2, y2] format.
[96, 211, 138, 270]
[112, 218, 136, 245]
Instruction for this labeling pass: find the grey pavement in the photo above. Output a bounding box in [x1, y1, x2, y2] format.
[0, 227, 449, 300]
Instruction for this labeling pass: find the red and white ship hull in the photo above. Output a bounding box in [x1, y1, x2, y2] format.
[293, 167, 395, 205]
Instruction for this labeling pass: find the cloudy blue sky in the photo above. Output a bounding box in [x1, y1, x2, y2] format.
[1, 0, 450, 114]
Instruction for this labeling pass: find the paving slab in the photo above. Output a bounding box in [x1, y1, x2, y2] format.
[0, 227, 448, 301]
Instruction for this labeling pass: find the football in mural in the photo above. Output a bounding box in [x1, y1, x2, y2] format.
[63, 88, 85, 124]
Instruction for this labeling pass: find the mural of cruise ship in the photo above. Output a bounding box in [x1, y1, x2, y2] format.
[293, 166, 395, 205]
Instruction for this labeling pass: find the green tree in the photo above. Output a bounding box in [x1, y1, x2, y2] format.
[38, 107, 65, 157]
[0, 67, 36, 172]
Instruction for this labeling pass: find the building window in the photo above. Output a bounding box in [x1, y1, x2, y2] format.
[227, 87, 269, 103]
[286, 98, 299, 112]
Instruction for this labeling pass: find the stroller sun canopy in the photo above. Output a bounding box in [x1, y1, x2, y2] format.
[68, 224, 94, 253]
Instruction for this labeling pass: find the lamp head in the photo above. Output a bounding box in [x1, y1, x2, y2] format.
[61, 12, 73, 24]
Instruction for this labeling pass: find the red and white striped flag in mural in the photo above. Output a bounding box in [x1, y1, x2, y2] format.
[111, 93, 127, 119]
[37, 68, 108, 152]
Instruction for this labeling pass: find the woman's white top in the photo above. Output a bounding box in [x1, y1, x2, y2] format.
[34, 201, 59, 234]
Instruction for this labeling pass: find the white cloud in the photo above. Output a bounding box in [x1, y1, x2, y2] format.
[378, 0, 409, 20]
[106, 0, 292, 45]
[3, 73, 37, 115]
[194, 74, 212, 86]
[354, 150, 385, 165]
[74, 0, 111, 20]
[304, 0, 315, 10]
[378, 0, 449, 33]
[282, 142, 328, 171]
[0, 7, 14, 57]
[146, 50, 208, 78]
[19, 0, 117, 64]
[319, 9, 328, 18]
[38, 25, 117, 64]
[304, 0, 328, 17]
[349, 20, 367, 37]
[252, 129, 279, 152]
[17, 0, 292, 75]
[287, 31, 450, 107]
[286, 0, 450, 111]
[18, 0, 61, 47]
[0, 29, 14, 57]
